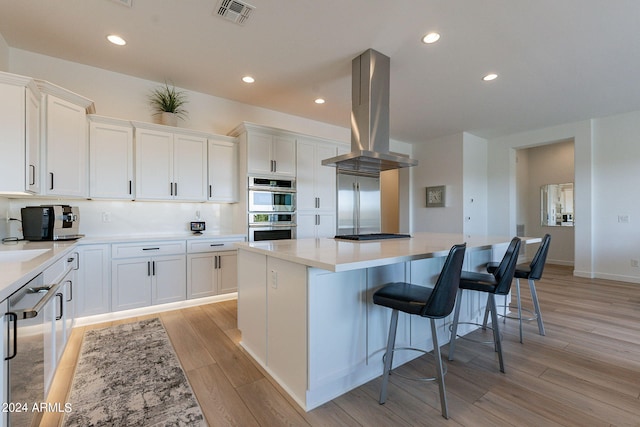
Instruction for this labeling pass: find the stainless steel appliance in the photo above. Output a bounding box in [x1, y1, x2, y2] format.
[20, 205, 83, 241]
[3, 273, 59, 427]
[336, 171, 381, 236]
[322, 49, 418, 173]
[248, 176, 296, 192]
[248, 176, 297, 241]
[248, 213, 297, 242]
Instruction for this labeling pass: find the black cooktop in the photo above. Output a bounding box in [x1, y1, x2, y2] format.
[334, 233, 411, 241]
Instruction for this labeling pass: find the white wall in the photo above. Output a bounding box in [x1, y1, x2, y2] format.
[488, 118, 612, 282]
[462, 133, 488, 235]
[0, 33, 8, 71]
[412, 133, 464, 233]
[9, 48, 350, 142]
[0, 197, 9, 240]
[591, 111, 640, 282]
[521, 140, 575, 265]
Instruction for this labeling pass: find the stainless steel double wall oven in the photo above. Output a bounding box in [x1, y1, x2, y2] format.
[248, 176, 296, 241]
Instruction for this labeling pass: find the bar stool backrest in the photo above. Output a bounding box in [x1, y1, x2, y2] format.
[528, 234, 551, 280]
[492, 237, 521, 295]
[422, 243, 467, 318]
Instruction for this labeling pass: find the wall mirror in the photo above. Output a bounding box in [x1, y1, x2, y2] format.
[541, 183, 574, 226]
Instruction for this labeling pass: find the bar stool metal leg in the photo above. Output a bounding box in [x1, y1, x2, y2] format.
[379, 309, 399, 404]
[487, 294, 505, 373]
[528, 278, 546, 336]
[430, 318, 449, 419]
[447, 289, 463, 361]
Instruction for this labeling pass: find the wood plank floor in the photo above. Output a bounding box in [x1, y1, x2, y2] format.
[43, 265, 640, 426]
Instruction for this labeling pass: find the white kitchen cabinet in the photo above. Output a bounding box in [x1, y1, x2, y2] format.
[0, 72, 41, 195]
[76, 244, 111, 316]
[208, 137, 239, 202]
[38, 81, 94, 197]
[296, 139, 337, 211]
[42, 251, 78, 393]
[297, 212, 336, 239]
[186, 237, 243, 298]
[246, 131, 296, 177]
[111, 241, 186, 311]
[134, 123, 208, 201]
[89, 115, 134, 199]
[187, 251, 238, 297]
[296, 138, 338, 238]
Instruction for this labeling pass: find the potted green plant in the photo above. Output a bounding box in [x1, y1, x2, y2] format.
[149, 81, 188, 126]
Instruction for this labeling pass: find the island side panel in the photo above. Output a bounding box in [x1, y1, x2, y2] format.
[237, 249, 268, 364]
[266, 256, 308, 404]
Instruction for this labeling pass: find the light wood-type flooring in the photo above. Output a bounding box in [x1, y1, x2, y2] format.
[43, 265, 640, 426]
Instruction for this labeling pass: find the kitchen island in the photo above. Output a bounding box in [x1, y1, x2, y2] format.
[236, 232, 540, 411]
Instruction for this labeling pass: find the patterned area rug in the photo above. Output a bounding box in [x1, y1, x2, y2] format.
[63, 318, 206, 426]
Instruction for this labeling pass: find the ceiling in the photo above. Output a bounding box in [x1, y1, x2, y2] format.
[2, 0, 640, 144]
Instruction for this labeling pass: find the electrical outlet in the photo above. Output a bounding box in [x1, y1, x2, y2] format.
[271, 270, 278, 289]
[631, 259, 639, 268]
[101, 212, 111, 223]
[618, 215, 630, 223]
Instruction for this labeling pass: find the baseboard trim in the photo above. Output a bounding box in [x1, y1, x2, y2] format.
[74, 293, 238, 327]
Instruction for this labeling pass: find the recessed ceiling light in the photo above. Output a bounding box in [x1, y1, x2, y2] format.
[106, 34, 127, 46]
[422, 32, 440, 44]
[314, 98, 325, 104]
[242, 76, 255, 83]
[483, 73, 498, 81]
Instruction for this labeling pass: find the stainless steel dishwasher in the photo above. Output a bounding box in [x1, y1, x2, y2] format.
[4, 273, 62, 427]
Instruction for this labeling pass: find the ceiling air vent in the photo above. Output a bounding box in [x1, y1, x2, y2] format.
[216, 0, 255, 25]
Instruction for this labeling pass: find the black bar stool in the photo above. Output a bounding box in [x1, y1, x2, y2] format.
[373, 243, 466, 419]
[448, 237, 521, 373]
[485, 234, 551, 343]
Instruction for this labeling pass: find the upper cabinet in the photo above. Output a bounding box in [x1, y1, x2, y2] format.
[208, 137, 239, 202]
[232, 124, 296, 178]
[89, 115, 134, 199]
[0, 72, 41, 195]
[37, 80, 95, 198]
[296, 138, 338, 212]
[133, 122, 208, 201]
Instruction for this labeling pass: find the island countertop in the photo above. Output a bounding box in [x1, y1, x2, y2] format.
[235, 232, 541, 272]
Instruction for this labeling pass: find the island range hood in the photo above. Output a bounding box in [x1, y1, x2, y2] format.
[322, 49, 418, 173]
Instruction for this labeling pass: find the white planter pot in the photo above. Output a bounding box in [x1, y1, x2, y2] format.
[160, 112, 178, 126]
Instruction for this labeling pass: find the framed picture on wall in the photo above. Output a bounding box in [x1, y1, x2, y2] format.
[426, 185, 446, 207]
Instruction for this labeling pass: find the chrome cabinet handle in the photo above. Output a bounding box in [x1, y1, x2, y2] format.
[55, 293, 64, 321]
[29, 165, 36, 186]
[5, 312, 17, 360]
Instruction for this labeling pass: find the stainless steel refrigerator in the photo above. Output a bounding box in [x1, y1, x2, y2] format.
[336, 171, 381, 235]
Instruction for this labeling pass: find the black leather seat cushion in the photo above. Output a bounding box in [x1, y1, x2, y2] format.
[459, 270, 498, 293]
[373, 282, 434, 316]
[486, 262, 532, 279]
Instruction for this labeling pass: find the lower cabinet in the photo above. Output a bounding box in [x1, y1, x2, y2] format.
[76, 244, 111, 317]
[112, 254, 186, 311]
[111, 241, 187, 311]
[186, 237, 243, 298]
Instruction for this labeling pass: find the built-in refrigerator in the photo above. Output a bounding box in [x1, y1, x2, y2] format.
[336, 171, 381, 235]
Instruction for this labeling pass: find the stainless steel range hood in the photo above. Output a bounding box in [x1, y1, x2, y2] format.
[322, 49, 418, 173]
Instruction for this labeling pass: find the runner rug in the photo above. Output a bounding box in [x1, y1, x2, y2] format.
[63, 318, 206, 426]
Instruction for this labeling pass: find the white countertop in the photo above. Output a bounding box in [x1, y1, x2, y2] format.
[80, 232, 246, 244]
[235, 232, 541, 272]
[0, 240, 77, 301]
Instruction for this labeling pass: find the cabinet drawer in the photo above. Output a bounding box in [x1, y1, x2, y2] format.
[187, 238, 244, 254]
[111, 241, 186, 259]
[43, 252, 77, 284]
